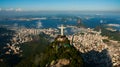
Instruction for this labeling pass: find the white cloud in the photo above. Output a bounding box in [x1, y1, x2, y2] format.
[15, 8, 22, 12]
[37, 21, 42, 28]
[4, 8, 23, 12]
[71, 27, 87, 33]
[107, 24, 120, 27]
[0, 8, 1, 11]
[6, 8, 14, 11]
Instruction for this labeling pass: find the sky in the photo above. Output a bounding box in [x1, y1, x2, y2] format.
[0, 0, 120, 11]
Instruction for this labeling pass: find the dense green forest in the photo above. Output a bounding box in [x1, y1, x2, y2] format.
[16, 35, 84, 67]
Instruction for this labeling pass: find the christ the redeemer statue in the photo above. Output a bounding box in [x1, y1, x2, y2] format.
[58, 24, 66, 36]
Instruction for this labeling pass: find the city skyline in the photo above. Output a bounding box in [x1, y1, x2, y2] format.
[0, 0, 120, 12]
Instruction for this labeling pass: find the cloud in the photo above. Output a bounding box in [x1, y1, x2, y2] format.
[36, 21, 42, 28]
[6, 8, 14, 11]
[0, 8, 1, 11]
[4, 8, 23, 12]
[15, 8, 22, 12]
[71, 27, 87, 33]
[107, 24, 120, 27]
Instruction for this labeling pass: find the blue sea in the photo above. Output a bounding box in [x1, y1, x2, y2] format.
[0, 13, 120, 31]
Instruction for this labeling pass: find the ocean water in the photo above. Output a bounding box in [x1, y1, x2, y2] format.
[0, 15, 120, 30]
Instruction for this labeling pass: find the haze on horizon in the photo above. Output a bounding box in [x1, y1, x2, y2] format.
[0, 0, 120, 12]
